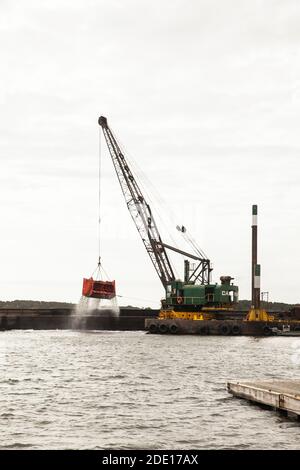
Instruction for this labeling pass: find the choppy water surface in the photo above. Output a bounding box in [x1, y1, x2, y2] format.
[1, 330, 300, 449]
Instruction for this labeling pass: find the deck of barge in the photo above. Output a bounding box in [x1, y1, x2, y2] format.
[0, 307, 159, 330]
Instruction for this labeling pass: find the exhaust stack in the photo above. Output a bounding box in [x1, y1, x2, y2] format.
[251, 205, 260, 309]
[247, 204, 270, 322]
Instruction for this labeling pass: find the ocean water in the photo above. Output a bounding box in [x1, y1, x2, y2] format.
[0, 330, 300, 449]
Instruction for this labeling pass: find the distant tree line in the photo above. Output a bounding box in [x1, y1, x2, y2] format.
[0, 300, 76, 309]
[236, 300, 295, 312]
[0, 300, 147, 309]
[0, 299, 297, 311]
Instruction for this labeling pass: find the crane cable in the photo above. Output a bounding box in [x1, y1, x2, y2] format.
[116, 294, 158, 304]
[110, 127, 181, 277]
[98, 127, 101, 271]
[92, 127, 111, 282]
[111, 127, 208, 264]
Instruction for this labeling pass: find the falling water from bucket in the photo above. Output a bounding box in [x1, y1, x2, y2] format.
[72, 295, 120, 330]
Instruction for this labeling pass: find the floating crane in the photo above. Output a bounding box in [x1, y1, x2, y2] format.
[98, 116, 238, 318]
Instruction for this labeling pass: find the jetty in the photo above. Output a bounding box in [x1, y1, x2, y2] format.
[227, 380, 300, 418]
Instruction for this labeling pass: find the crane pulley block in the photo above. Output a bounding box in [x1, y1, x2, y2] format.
[82, 278, 116, 299]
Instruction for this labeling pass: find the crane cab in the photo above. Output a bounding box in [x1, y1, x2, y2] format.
[164, 276, 238, 310]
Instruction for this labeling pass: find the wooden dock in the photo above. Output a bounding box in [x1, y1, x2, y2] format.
[227, 380, 300, 418]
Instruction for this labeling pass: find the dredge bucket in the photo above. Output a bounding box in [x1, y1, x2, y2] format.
[82, 278, 116, 299]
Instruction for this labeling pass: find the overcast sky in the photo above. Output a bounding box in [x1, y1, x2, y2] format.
[1, 0, 299, 307]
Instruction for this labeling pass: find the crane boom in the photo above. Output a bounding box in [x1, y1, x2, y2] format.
[98, 116, 175, 288]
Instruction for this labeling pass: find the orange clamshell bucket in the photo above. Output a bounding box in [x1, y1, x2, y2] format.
[82, 278, 116, 299]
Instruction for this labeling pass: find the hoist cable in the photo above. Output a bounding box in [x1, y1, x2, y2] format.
[111, 127, 208, 265]
[110, 127, 181, 278]
[90, 127, 114, 284]
[98, 127, 102, 269]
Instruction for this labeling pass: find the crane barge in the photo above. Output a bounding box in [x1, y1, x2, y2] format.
[98, 116, 238, 326]
[96, 116, 300, 336]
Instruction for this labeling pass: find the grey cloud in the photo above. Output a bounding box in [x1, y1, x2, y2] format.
[0, 0, 299, 304]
